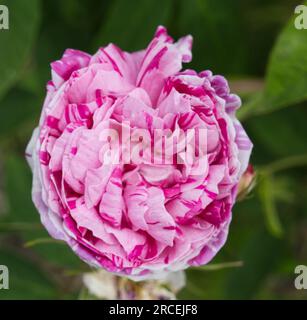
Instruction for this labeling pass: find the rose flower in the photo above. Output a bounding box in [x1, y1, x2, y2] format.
[26, 26, 252, 280]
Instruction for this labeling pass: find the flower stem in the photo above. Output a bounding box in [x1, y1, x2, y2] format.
[262, 154, 307, 175]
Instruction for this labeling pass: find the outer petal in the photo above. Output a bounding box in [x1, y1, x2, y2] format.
[136, 26, 193, 105]
[51, 49, 91, 88]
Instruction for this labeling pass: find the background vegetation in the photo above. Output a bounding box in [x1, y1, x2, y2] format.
[0, 0, 307, 299]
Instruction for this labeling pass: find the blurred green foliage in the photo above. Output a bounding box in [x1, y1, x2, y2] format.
[0, 0, 307, 300]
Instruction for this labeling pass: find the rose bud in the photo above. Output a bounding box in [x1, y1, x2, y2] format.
[237, 164, 256, 201]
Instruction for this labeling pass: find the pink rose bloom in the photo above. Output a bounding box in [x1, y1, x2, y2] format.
[26, 26, 252, 280]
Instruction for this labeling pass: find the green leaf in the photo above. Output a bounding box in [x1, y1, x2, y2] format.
[258, 174, 283, 238]
[24, 237, 64, 248]
[177, 0, 248, 74]
[238, 2, 307, 120]
[192, 261, 243, 271]
[245, 105, 307, 157]
[0, 222, 42, 232]
[225, 229, 283, 299]
[0, 88, 40, 138]
[265, 7, 307, 109]
[0, 0, 41, 100]
[2, 155, 82, 269]
[0, 247, 57, 299]
[92, 0, 173, 51]
[3, 155, 38, 223]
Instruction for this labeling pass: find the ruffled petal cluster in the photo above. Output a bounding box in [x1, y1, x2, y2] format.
[26, 26, 252, 279]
